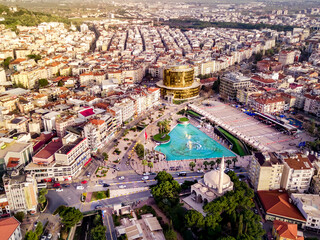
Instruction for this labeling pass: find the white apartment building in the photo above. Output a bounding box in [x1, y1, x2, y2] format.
[279, 50, 295, 66]
[3, 173, 38, 214]
[291, 193, 320, 231]
[220, 72, 251, 100]
[280, 153, 314, 193]
[304, 94, 320, 117]
[42, 111, 61, 132]
[114, 98, 135, 123]
[26, 134, 90, 182]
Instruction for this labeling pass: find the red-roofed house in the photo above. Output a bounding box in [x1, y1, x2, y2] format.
[257, 190, 306, 227]
[0, 217, 22, 240]
[251, 95, 285, 113]
[272, 220, 304, 240]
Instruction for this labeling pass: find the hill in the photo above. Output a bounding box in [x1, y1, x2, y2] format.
[0, 4, 72, 30]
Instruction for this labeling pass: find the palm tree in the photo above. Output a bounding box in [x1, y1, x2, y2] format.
[157, 121, 163, 134]
[203, 161, 209, 170]
[142, 159, 148, 173]
[216, 158, 222, 168]
[226, 159, 232, 168]
[232, 158, 238, 168]
[189, 161, 196, 171]
[148, 162, 153, 172]
[209, 160, 215, 169]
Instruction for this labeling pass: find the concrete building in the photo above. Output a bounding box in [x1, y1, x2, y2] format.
[279, 51, 295, 66]
[248, 152, 283, 191]
[291, 193, 320, 232]
[251, 95, 285, 114]
[272, 220, 304, 240]
[0, 216, 22, 240]
[280, 153, 314, 193]
[3, 173, 38, 214]
[220, 72, 251, 100]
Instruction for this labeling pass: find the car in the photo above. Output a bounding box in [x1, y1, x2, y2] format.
[95, 205, 103, 209]
[253, 209, 258, 214]
[103, 183, 110, 187]
[118, 176, 125, 180]
[40, 236, 46, 240]
[81, 180, 87, 184]
[47, 234, 52, 239]
[53, 183, 60, 188]
[86, 172, 91, 177]
[150, 172, 156, 175]
[178, 172, 187, 176]
[56, 188, 63, 192]
[118, 185, 126, 189]
[143, 172, 150, 176]
[197, 169, 204, 173]
[63, 184, 70, 188]
[142, 176, 149, 180]
[115, 167, 120, 171]
[77, 186, 84, 190]
[34, 221, 38, 227]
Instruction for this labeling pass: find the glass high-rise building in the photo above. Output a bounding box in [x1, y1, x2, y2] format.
[156, 65, 200, 100]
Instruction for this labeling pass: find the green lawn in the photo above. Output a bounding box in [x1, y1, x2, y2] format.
[153, 133, 170, 142]
[218, 127, 246, 156]
[91, 191, 107, 201]
[187, 110, 203, 118]
[179, 117, 189, 122]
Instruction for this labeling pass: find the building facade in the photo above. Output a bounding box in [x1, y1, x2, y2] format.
[220, 72, 251, 100]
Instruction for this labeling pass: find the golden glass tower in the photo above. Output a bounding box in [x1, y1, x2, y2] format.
[157, 65, 200, 100]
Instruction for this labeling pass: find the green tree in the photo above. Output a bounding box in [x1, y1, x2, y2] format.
[142, 159, 148, 172]
[135, 143, 144, 159]
[27, 54, 41, 62]
[35, 221, 43, 237]
[106, 189, 110, 198]
[118, 234, 128, 240]
[93, 214, 102, 226]
[39, 188, 48, 196]
[164, 228, 177, 240]
[25, 231, 37, 240]
[38, 194, 46, 205]
[14, 211, 25, 222]
[226, 159, 232, 168]
[2, 57, 12, 69]
[151, 176, 181, 204]
[59, 207, 83, 228]
[185, 210, 205, 229]
[91, 225, 107, 240]
[209, 160, 215, 169]
[102, 152, 108, 161]
[203, 161, 209, 170]
[237, 214, 243, 238]
[38, 78, 49, 88]
[148, 161, 153, 172]
[155, 171, 174, 183]
[216, 158, 222, 168]
[58, 80, 64, 87]
[189, 161, 196, 171]
[232, 158, 238, 168]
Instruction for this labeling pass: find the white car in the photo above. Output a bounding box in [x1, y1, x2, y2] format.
[143, 172, 150, 176]
[142, 176, 149, 180]
[47, 234, 52, 239]
[118, 185, 126, 189]
[118, 176, 125, 180]
[56, 188, 63, 192]
[76, 186, 84, 190]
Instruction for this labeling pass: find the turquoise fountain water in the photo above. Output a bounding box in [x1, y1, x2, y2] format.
[155, 124, 235, 161]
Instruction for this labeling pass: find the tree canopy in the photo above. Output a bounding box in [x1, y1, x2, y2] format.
[135, 143, 144, 159]
[59, 207, 83, 228]
[91, 225, 107, 240]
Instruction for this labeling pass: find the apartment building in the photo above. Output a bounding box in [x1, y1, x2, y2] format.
[304, 94, 320, 117]
[26, 133, 90, 182]
[279, 50, 295, 66]
[251, 95, 285, 114]
[248, 152, 283, 191]
[291, 193, 320, 232]
[280, 153, 314, 193]
[114, 98, 135, 123]
[220, 72, 251, 100]
[55, 114, 76, 137]
[3, 173, 38, 214]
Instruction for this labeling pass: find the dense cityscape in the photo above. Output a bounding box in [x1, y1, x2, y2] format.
[0, 0, 320, 240]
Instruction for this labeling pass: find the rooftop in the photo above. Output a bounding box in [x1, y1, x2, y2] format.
[0, 217, 20, 239]
[258, 190, 306, 222]
[33, 138, 63, 160]
[273, 220, 304, 240]
[291, 193, 320, 218]
[281, 153, 312, 170]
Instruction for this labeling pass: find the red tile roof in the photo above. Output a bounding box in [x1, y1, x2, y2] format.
[34, 138, 63, 159]
[273, 220, 304, 240]
[258, 190, 306, 222]
[6, 157, 20, 168]
[79, 108, 95, 117]
[0, 217, 20, 239]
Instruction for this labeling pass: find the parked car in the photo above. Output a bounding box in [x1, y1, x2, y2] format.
[77, 186, 84, 190]
[143, 172, 150, 176]
[118, 185, 126, 189]
[118, 176, 125, 180]
[81, 180, 87, 184]
[178, 171, 187, 176]
[47, 233, 52, 239]
[197, 169, 204, 173]
[150, 172, 156, 175]
[56, 188, 63, 192]
[142, 176, 149, 180]
[115, 167, 120, 171]
[53, 183, 60, 188]
[40, 236, 46, 240]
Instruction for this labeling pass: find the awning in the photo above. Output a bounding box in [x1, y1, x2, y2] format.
[84, 158, 92, 167]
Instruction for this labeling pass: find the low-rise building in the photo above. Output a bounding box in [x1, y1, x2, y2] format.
[272, 220, 304, 240]
[0, 216, 22, 240]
